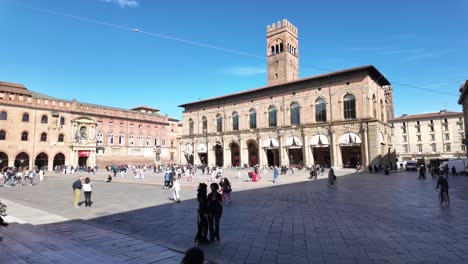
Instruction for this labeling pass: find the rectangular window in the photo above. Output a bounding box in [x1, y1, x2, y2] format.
[432, 145, 436, 152]
[417, 127, 421, 133]
[170, 152, 174, 161]
[403, 136, 407, 142]
[155, 153, 160, 162]
[403, 145, 408, 153]
[162, 138, 166, 147]
[459, 124, 463, 130]
[444, 125, 449, 131]
[462, 145, 466, 152]
[445, 144, 451, 152]
[430, 126, 434, 132]
[418, 145, 422, 153]
[445, 134, 450, 140]
[417, 135, 421, 141]
[431, 135, 435, 141]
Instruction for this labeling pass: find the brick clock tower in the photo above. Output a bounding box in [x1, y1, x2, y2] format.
[267, 19, 299, 86]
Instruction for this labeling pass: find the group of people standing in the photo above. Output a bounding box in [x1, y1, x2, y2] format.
[194, 182, 223, 244]
[1, 167, 44, 187]
[72, 176, 94, 207]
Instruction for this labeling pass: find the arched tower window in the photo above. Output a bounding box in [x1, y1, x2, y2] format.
[0, 130, 6, 140]
[97, 132, 103, 145]
[249, 109, 257, 129]
[0, 111, 7, 120]
[216, 114, 223, 132]
[202, 116, 207, 134]
[119, 134, 125, 145]
[41, 115, 48, 124]
[108, 133, 114, 145]
[21, 131, 28, 141]
[315, 98, 327, 122]
[22, 113, 29, 122]
[372, 94, 377, 118]
[232, 112, 239, 131]
[58, 133, 64, 142]
[290, 102, 300, 125]
[343, 94, 356, 119]
[40, 132, 47, 142]
[189, 118, 194, 135]
[60, 117, 65, 126]
[269, 106, 277, 127]
[380, 99, 385, 121]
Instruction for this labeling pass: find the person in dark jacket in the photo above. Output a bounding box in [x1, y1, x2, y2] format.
[72, 177, 83, 207]
[195, 183, 209, 244]
[207, 183, 223, 241]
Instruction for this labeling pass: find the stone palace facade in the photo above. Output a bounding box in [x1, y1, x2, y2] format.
[0, 82, 181, 171]
[177, 19, 395, 168]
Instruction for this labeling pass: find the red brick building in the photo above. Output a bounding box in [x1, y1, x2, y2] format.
[0, 82, 181, 171]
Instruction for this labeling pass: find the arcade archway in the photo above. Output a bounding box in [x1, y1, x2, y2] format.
[339, 133, 362, 168]
[0, 152, 8, 170]
[35, 152, 48, 170]
[214, 143, 223, 167]
[230, 142, 240, 167]
[263, 138, 279, 167]
[247, 141, 258, 166]
[53, 153, 65, 168]
[14, 152, 30, 169]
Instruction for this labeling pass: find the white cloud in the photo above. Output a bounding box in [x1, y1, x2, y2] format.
[223, 66, 266, 76]
[102, 0, 139, 8]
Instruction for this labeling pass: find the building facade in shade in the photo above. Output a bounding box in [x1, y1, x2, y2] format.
[388, 110, 465, 162]
[177, 19, 395, 168]
[458, 80, 468, 157]
[0, 82, 181, 171]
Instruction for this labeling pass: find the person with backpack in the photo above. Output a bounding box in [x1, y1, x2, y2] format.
[72, 176, 83, 208]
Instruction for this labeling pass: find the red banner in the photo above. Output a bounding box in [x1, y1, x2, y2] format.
[78, 150, 90, 157]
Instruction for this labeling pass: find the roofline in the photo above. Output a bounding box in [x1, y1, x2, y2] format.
[178, 65, 390, 108]
[458, 80, 468, 104]
[388, 111, 463, 122]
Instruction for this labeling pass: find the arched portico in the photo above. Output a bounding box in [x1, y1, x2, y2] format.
[197, 143, 208, 165]
[15, 152, 30, 169]
[263, 138, 279, 167]
[247, 140, 259, 166]
[310, 135, 331, 167]
[0, 152, 8, 170]
[214, 142, 223, 167]
[285, 136, 303, 165]
[35, 152, 48, 170]
[184, 144, 194, 165]
[229, 142, 240, 167]
[53, 153, 65, 168]
[339, 132, 362, 168]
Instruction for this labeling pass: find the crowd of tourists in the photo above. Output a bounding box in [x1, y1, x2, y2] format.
[0, 167, 44, 187]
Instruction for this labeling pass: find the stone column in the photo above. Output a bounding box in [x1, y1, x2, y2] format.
[48, 157, 54, 171]
[208, 142, 215, 167]
[363, 127, 369, 166]
[257, 137, 265, 166]
[279, 136, 285, 166]
[223, 140, 230, 167]
[193, 141, 201, 165]
[302, 133, 310, 166]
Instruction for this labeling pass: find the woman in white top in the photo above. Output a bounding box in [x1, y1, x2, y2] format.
[173, 178, 181, 203]
[82, 177, 93, 207]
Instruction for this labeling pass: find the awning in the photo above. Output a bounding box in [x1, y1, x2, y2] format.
[339, 133, 362, 145]
[310, 135, 329, 146]
[184, 144, 193, 156]
[78, 150, 90, 157]
[263, 138, 279, 148]
[197, 143, 207, 153]
[285, 136, 303, 148]
[379, 132, 385, 145]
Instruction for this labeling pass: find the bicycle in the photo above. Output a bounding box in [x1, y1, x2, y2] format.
[438, 189, 450, 207]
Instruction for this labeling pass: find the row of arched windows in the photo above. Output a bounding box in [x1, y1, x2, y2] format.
[188, 95, 357, 134]
[0, 130, 64, 142]
[96, 132, 166, 147]
[0, 111, 66, 125]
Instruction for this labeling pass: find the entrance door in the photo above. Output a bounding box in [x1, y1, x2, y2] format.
[214, 145, 223, 167]
[266, 149, 279, 167]
[198, 153, 207, 165]
[341, 146, 361, 168]
[288, 149, 303, 165]
[248, 142, 258, 166]
[230, 142, 240, 167]
[78, 157, 88, 167]
[35, 152, 49, 170]
[312, 147, 331, 167]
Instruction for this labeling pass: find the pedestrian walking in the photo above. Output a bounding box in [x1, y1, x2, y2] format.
[164, 169, 171, 188]
[39, 169, 44, 181]
[221, 178, 232, 204]
[236, 165, 241, 179]
[451, 165, 457, 177]
[273, 166, 279, 183]
[72, 177, 83, 207]
[173, 178, 181, 203]
[194, 183, 209, 244]
[207, 183, 223, 241]
[83, 177, 93, 207]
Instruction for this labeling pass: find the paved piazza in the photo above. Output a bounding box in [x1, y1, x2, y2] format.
[2, 169, 468, 264]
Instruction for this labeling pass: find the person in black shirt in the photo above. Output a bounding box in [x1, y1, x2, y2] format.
[436, 175, 449, 204]
[195, 183, 209, 244]
[207, 183, 223, 241]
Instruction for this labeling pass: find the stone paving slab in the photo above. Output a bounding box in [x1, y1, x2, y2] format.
[2, 171, 468, 263]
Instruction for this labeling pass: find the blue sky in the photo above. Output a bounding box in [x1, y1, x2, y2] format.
[1, 0, 467, 120]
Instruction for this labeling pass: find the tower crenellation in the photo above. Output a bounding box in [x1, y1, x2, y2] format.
[266, 19, 299, 86]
